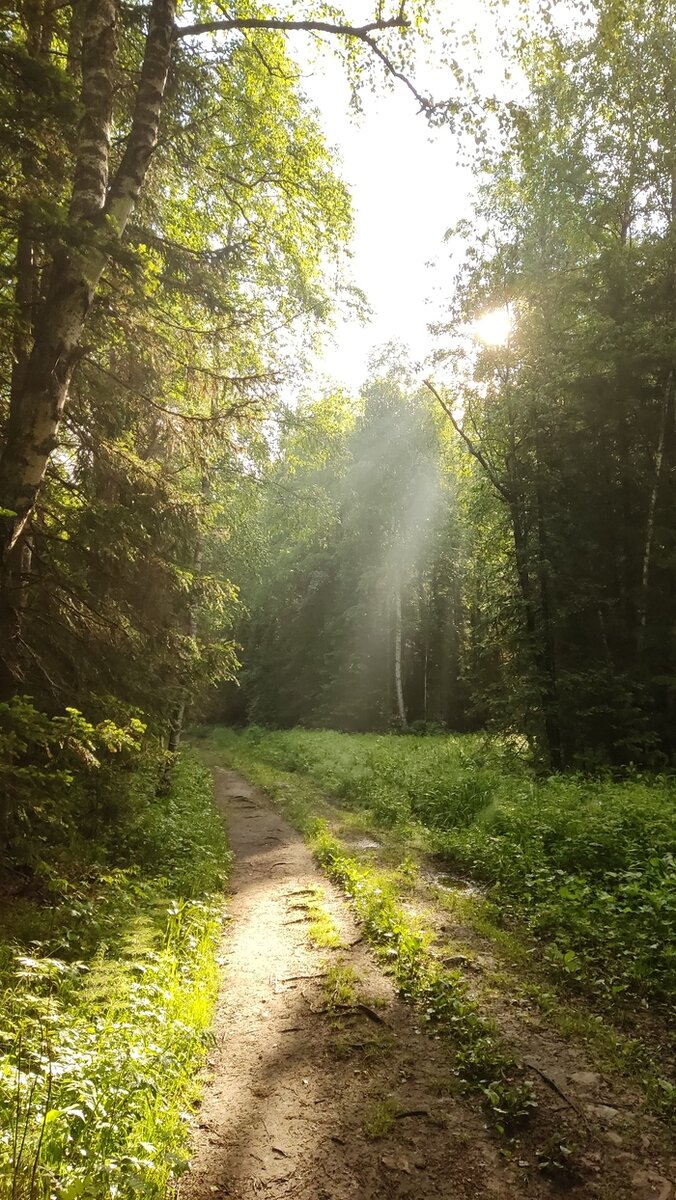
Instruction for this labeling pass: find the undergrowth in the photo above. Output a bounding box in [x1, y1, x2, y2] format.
[200, 725, 676, 1123]
[195, 733, 536, 1128]
[0, 754, 229, 1200]
[202, 725, 676, 1010]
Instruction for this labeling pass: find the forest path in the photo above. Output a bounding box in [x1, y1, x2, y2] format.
[180, 767, 537, 1200]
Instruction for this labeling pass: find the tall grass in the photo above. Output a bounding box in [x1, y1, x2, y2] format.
[0, 754, 229, 1200]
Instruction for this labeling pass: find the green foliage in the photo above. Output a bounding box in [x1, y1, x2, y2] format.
[438, 777, 676, 1006]
[0, 754, 228, 1200]
[214, 356, 469, 734]
[1, 0, 362, 738]
[0, 697, 149, 869]
[209, 726, 676, 1007]
[116, 754, 229, 897]
[434, 0, 676, 768]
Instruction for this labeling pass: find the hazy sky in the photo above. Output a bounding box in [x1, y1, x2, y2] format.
[296, 6, 512, 390]
[303, 66, 464, 386]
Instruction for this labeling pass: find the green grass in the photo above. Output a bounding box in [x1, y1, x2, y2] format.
[200, 725, 676, 1010]
[310, 826, 537, 1132]
[362, 1096, 397, 1139]
[323, 963, 360, 1012]
[0, 753, 229, 1200]
[305, 893, 343, 949]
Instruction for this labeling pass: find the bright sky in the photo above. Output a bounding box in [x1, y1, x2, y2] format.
[296, 5, 515, 391]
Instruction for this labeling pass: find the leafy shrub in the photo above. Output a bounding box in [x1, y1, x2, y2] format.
[0, 697, 150, 870]
[0, 754, 228, 1200]
[115, 755, 229, 895]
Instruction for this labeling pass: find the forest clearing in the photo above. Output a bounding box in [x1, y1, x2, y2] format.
[2, 0, 676, 1196]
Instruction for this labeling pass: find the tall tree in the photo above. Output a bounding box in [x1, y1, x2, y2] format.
[432, 0, 676, 766]
[0, 0, 433, 698]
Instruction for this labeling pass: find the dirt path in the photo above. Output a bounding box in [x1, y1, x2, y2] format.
[181, 769, 674, 1200]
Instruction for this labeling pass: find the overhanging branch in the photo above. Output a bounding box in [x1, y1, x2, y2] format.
[424, 378, 513, 502]
[173, 13, 432, 112]
[174, 17, 408, 40]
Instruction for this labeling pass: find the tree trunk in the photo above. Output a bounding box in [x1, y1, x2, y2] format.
[394, 582, 408, 729]
[510, 498, 561, 769]
[637, 372, 673, 656]
[534, 435, 562, 770]
[0, 0, 55, 692]
[0, 0, 175, 695]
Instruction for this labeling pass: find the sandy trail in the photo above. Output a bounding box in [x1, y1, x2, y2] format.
[180, 768, 532, 1200]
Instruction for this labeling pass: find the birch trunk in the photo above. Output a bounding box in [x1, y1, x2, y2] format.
[0, 0, 175, 693]
[394, 583, 408, 729]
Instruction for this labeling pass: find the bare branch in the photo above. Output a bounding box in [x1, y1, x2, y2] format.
[174, 16, 408, 40]
[423, 378, 513, 502]
[356, 29, 431, 111]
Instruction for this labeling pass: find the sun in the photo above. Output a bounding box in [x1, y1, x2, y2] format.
[473, 305, 512, 347]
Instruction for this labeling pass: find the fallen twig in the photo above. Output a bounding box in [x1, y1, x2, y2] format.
[330, 1002, 388, 1026]
[524, 1059, 588, 1123]
[282, 973, 329, 982]
[299, 990, 325, 1015]
[355, 1002, 388, 1025]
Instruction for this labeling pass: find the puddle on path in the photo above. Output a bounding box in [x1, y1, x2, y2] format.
[421, 867, 485, 897]
[343, 835, 383, 851]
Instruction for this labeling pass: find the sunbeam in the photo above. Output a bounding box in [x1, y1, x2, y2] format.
[473, 306, 512, 347]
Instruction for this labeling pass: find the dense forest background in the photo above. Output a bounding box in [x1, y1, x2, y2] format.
[216, 0, 676, 772]
[1, 0, 676, 866]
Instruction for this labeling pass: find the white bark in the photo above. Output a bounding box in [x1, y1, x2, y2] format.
[394, 584, 408, 729]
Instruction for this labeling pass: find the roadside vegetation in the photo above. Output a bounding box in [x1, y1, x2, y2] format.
[202, 726, 676, 1012]
[0, 743, 228, 1200]
[198, 724, 676, 1128]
